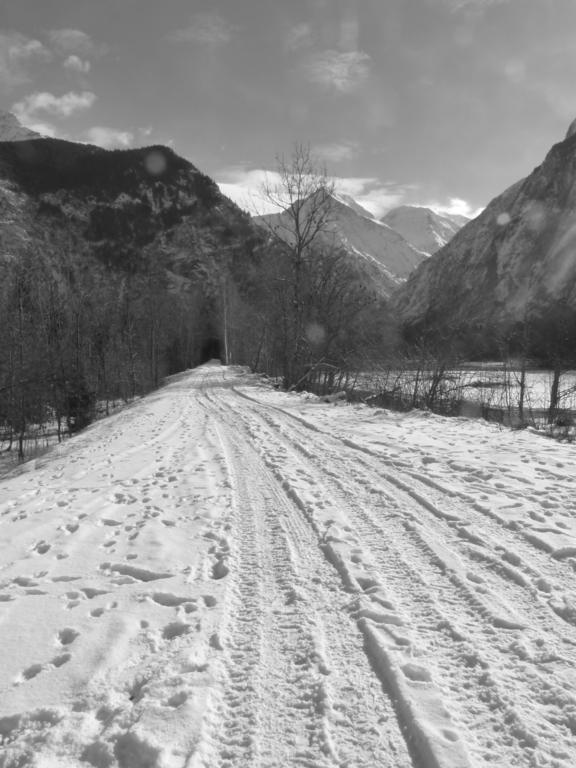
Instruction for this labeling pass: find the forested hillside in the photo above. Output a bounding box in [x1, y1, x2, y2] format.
[0, 139, 268, 454]
[0, 140, 393, 455]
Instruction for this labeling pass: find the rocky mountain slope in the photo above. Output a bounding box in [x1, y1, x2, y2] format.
[382, 205, 468, 254]
[0, 119, 276, 397]
[394, 125, 576, 346]
[0, 110, 42, 142]
[255, 193, 427, 296]
[0, 135, 258, 275]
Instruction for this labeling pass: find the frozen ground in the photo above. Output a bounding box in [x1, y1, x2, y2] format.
[1, 363, 576, 768]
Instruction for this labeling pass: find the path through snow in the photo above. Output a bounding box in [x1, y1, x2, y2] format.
[1, 363, 575, 768]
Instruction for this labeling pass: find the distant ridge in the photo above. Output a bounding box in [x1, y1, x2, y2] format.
[255, 192, 427, 297]
[0, 111, 43, 142]
[382, 205, 468, 255]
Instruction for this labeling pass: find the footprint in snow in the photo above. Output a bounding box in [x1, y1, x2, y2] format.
[151, 592, 195, 608]
[13, 576, 39, 587]
[57, 628, 80, 646]
[60, 590, 83, 610]
[100, 562, 173, 582]
[21, 663, 43, 681]
[52, 575, 80, 583]
[166, 691, 188, 708]
[80, 587, 109, 599]
[65, 522, 79, 533]
[162, 621, 192, 640]
[90, 601, 117, 618]
[211, 557, 229, 580]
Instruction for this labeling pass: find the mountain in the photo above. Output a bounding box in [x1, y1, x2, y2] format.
[382, 205, 468, 255]
[0, 110, 42, 142]
[0, 136, 276, 386]
[255, 192, 427, 296]
[0, 134, 296, 442]
[330, 191, 375, 219]
[0, 137, 260, 274]
[393, 125, 576, 352]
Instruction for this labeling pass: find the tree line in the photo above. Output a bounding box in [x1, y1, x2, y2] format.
[0, 143, 391, 459]
[0, 233, 202, 458]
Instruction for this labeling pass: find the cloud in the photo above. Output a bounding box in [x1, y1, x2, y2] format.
[216, 165, 409, 218]
[217, 167, 279, 214]
[424, 197, 483, 218]
[302, 50, 370, 94]
[285, 23, 313, 52]
[84, 126, 134, 149]
[63, 54, 91, 74]
[438, 0, 510, 14]
[333, 177, 409, 217]
[24, 121, 60, 138]
[12, 91, 96, 125]
[0, 32, 50, 88]
[170, 12, 233, 46]
[48, 29, 108, 57]
[313, 141, 359, 164]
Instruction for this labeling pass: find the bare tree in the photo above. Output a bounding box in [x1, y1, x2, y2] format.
[259, 144, 335, 260]
[257, 144, 337, 386]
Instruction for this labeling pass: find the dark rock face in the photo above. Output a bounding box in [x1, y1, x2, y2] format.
[0, 137, 274, 406]
[393, 131, 576, 345]
[0, 139, 255, 272]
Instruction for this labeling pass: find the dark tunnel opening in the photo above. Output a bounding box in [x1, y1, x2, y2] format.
[200, 337, 222, 364]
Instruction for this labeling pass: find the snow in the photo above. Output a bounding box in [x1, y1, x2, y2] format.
[362, 366, 576, 414]
[382, 205, 467, 255]
[1, 363, 576, 767]
[255, 194, 427, 295]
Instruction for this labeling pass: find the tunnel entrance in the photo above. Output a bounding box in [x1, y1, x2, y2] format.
[200, 337, 222, 364]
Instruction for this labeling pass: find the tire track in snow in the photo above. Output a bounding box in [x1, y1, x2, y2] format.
[235, 386, 576, 641]
[237, 386, 576, 596]
[225, 386, 576, 767]
[203, 390, 414, 768]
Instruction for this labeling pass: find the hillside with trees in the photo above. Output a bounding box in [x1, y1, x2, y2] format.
[0, 140, 396, 455]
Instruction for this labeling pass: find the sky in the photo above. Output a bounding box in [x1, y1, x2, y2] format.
[1, 0, 576, 217]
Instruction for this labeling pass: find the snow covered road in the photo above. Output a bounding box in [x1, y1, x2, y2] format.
[1, 363, 576, 768]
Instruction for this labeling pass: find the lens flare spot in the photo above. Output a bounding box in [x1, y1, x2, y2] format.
[145, 151, 167, 176]
[496, 212, 511, 226]
[306, 323, 325, 345]
[524, 201, 547, 232]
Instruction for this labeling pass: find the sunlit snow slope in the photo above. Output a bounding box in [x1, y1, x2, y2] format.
[382, 205, 468, 255]
[1, 364, 576, 768]
[256, 194, 427, 297]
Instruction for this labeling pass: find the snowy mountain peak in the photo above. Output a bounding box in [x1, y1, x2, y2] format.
[329, 191, 375, 219]
[0, 111, 43, 142]
[381, 204, 468, 255]
[255, 193, 427, 297]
